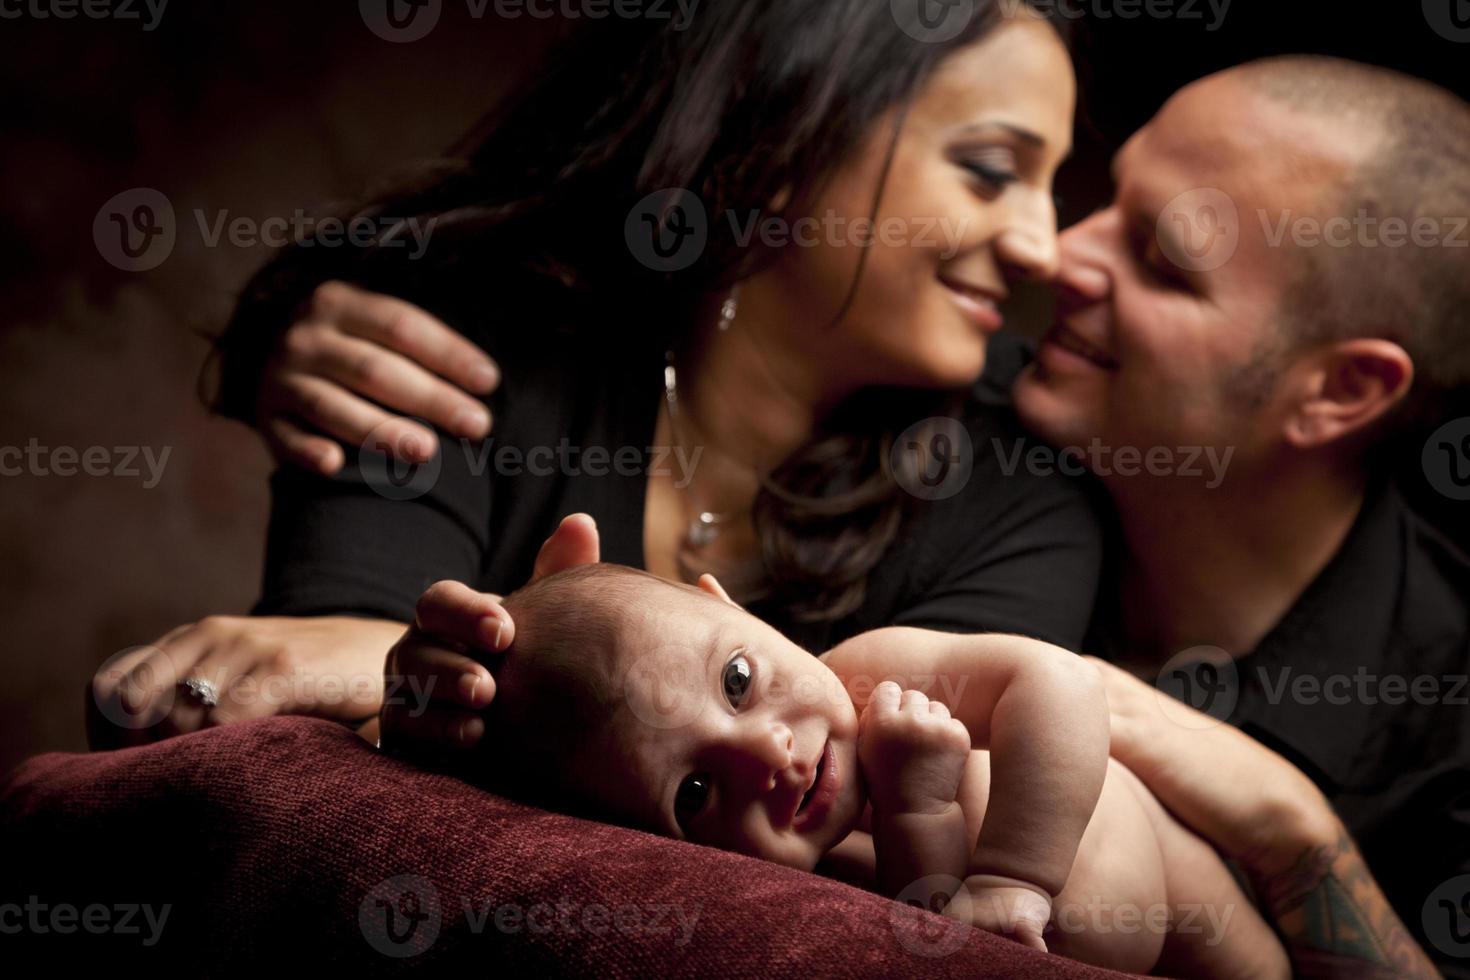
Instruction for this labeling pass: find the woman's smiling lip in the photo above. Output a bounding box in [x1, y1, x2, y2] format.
[792, 739, 838, 833]
[939, 276, 1005, 333]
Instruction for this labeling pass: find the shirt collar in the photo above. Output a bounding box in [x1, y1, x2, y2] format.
[1231, 482, 1406, 791]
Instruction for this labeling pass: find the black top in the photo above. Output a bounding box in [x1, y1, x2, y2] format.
[253, 318, 1104, 655]
[1097, 484, 1470, 975]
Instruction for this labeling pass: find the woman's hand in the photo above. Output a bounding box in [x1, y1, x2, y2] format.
[378, 513, 600, 760]
[257, 281, 501, 474]
[87, 615, 409, 750]
[1088, 656, 1439, 977]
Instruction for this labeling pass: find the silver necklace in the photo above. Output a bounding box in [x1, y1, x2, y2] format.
[663, 286, 741, 548]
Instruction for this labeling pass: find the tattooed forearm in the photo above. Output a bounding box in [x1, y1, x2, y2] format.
[1259, 826, 1438, 978]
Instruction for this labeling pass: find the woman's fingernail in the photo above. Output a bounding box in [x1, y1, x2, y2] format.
[459, 673, 480, 706]
[469, 363, 499, 392]
[479, 614, 503, 650]
[458, 716, 484, 745]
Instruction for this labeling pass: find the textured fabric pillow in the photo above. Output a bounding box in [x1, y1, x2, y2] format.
[0, 716, 1135, 976]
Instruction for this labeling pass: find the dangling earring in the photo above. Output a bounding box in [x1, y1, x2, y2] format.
[718, 283, 741, 331]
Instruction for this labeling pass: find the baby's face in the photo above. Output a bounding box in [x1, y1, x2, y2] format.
[567, 577, 863, 871]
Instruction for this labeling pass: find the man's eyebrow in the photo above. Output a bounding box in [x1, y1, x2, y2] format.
[952, 120, 1045, 148]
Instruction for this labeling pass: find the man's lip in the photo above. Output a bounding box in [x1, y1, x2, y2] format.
[1040, 324, 1119, 370]
[793, 739, 838, 834]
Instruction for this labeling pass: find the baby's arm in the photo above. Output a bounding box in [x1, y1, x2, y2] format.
[857, 682, 972, 900]
[823, 628, 1110, 945]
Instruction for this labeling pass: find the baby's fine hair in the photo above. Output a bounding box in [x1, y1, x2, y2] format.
[472, 563, 693, 811]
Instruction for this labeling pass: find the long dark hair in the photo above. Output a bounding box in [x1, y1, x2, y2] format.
[213, 1, 1074, 624]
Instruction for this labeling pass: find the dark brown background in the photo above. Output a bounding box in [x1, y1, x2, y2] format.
[1, 1, 1464, 777]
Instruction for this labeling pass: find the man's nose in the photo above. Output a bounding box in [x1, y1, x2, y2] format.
[1055, 208, 1117, 307]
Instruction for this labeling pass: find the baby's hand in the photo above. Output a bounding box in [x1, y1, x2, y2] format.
[857, 681, 971, 815]
[944, 874, 1053, 952]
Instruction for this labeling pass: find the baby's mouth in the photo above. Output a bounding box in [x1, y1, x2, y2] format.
[796, 751, 825, 816]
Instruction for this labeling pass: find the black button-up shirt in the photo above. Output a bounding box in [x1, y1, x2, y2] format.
[1098, 482, 1470, 974]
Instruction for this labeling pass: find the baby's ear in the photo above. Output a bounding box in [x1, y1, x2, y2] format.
[696, 573, 742, 609]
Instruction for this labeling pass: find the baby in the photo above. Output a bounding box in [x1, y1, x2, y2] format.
[470, 563, 1287, 978]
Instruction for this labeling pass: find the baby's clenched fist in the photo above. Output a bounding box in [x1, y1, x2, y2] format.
[858, 681, 971, 815]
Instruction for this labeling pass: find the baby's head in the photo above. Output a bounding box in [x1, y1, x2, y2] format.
[478, 564, 863, 870]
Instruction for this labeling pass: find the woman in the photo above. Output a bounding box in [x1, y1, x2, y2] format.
[91, 0, 1098, 747]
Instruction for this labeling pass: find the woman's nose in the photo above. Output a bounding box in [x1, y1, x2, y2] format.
[996, 190, 1061, 282]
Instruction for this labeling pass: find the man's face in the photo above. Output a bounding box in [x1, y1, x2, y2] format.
[1013, 73, 1361, 475]
[569, 587, 863, 872]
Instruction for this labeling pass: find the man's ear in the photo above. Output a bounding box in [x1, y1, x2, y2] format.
[1282, 338, 1413, 450]
[696, 573, 743, 609]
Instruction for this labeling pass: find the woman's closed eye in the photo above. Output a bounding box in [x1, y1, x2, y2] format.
[955, 147, 1021, 194]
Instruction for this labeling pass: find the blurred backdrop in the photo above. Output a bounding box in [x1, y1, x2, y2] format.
[1, 1, 1464, 776]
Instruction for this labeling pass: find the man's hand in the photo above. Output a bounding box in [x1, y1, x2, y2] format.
[1089, 656, 1439, 977]
[858, 681, 971, 815]
[256, 281, 500, 474]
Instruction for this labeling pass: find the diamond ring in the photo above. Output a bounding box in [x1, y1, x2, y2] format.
[181, 676, 220, 708]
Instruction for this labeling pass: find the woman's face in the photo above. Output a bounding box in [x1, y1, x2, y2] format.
[747, 13, 1075, 392]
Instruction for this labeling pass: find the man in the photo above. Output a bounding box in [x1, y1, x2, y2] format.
[1012, 56, 1470, 976]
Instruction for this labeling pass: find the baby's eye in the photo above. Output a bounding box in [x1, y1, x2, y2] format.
[674, 773, 710, 832]
[722, 653, 753, 707]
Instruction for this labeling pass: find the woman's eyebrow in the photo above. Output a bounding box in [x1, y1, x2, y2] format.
[951, 120, 1045, 148]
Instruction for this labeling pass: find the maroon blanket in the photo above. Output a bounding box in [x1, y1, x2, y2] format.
[0, 716, 1133, 976]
